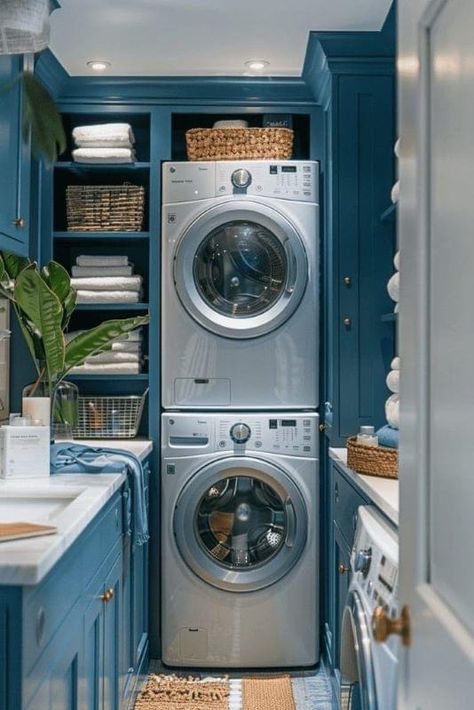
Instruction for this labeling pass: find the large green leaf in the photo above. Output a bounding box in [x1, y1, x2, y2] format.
[1, 252, 32, 280]
[14, 269, 65, 385]
[64, 315, 150, 372]
[41, 261, 76, 329]
[21, 72, 66, 166]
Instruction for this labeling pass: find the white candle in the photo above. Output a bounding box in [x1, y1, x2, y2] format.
[22, 397, 51, 426]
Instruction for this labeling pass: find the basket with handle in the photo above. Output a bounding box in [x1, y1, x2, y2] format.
[72, 389, 148, 439]
[185, 127, 294, 161]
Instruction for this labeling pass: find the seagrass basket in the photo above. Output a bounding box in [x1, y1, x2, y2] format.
[66, 182, 145, 232]
[185, 127, 294, 161]
[346, 436, 398, 479]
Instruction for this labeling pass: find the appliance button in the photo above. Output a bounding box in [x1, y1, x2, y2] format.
[303, 419, 311, 426]
[230, 422, 251, 444]
[269, 419, 278, 429]
[303, 446, 311, 452]
[219, 440, 227, 448]
[354, 548, 372, 577]
[255, 441, 262, 448]
[166, 464, 176, 475]
[231, 168, 252, 189]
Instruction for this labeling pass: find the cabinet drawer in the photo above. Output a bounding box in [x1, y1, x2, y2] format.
[332, 463, 368, 546]
[23, 492, 123, 674]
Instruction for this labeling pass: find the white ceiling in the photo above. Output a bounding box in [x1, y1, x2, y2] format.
[50, 0, 392, 77]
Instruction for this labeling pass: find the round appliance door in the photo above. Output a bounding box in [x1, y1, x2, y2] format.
[340, 590, 378, 710]
[173, 201, 308, 339]
[173, 457, 308, 592]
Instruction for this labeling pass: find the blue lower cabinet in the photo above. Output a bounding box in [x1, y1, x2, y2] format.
[0, 466, 151, 710]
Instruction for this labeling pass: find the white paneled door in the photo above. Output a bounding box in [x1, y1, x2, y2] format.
[398, 0, 474, 707]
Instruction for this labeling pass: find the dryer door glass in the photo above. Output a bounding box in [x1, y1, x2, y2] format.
[173, 459, 308, 592]
[193, 220, 287, 318]
[340, 590, 378, 710]
[195, 475, 286, 568]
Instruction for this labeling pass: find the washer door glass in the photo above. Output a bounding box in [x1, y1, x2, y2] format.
[340, 590, 378, 710]
[193, 220, 287, 318]
[174, 202, 308, 339]
[173, 458, 308, 592]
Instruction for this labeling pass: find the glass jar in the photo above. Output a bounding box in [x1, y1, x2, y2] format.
[356, 425, 378, 447]
[22, 380, 79, 441]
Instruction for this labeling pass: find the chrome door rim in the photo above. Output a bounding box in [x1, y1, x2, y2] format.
[340, 589, 378, 710]
[173, 457, 308, 592]
[173, 201, 308, 339]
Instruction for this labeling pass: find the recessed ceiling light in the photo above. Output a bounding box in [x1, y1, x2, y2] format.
[86, 60, 111, 72]
[245, 59, 269, 73]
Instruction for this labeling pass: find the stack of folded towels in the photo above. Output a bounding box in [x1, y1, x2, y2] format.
[71, 123, 136, 164]
[71, 255, 143, 304]
[377, 356, 400, 448]
[66, 328, 144, 375]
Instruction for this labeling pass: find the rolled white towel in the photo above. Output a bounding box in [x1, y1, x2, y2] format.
[71, 265, 133, 277]
[393, 250, 400, 271]
[387, 271, 399, 302]
[391, 356, 400, 371]
[75, 290, 140, 304]
[84, 351, 140, 365]
[213, 120, 248, 129]
[71, 276, 142, 293]
[68, 362, 141, 375]
[386, 369, 400, 394]
[391, 181, 400, 204]
[385, 393, 400, 429]
[72, 147, 136, 164]
[394, 138, 400, 158]
[72, 123, 135, 148]
[76, 255, 129, 267]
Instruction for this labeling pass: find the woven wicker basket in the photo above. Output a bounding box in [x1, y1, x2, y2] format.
[66, 183, 145, 232]
[346, 436, 398, 479]
[185, 127, 294, 161]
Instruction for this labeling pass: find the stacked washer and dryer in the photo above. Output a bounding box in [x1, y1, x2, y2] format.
[161, 160, 320, 668]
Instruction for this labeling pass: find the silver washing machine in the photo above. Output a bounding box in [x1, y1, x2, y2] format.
[161, 411, 319, 668]
[161, 160, 319, 410]
[340, 506, 399, 709]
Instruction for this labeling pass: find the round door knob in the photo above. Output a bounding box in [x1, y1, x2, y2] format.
[354, 548, 372, 577]
[12, 217, 25, 228]
[338, 564, 349, 574]
[372, 605, 411, 647]
[231, 168, 252, 189]
[230, 422, 251, 444]
[100, 588, 115, 603]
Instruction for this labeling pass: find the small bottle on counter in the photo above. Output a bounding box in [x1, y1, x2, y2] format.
[356, 425, 378, 447]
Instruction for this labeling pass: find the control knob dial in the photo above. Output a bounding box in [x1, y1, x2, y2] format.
[231, 168, 252, 189]
[354, 547, 372, 577]
[230, 422, 251, 444]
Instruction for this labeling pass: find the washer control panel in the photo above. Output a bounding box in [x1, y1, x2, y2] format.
[163, 412, 318, 458]
[216, 161, 318, 202]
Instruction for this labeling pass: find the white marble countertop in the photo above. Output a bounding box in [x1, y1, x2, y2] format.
[71, 439, 153, 461]
[0, 439, 153, 586]
[329, 447, 399, 526]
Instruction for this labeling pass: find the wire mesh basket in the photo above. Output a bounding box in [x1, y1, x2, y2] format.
[72, 389, 148, 439]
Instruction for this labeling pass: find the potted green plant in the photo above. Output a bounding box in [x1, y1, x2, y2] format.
[0, 251, 150, 433]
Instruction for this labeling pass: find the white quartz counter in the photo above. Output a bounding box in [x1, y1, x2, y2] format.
[0, 439, 153, 586]
[71, 439, 153, 461]
[329, 447, 399, 526]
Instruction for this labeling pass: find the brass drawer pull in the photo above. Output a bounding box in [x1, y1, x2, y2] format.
[100, 588, 115, 603]
[12, 217, 25, 228]
[338, 564, 349, 574]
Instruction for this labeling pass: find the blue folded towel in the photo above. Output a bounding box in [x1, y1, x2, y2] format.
[50, 443, 149, 546]
[376, 425, 399, 449]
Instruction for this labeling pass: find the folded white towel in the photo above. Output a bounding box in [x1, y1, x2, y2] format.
[76, 290, 140, 304]
[72, 147, 136, 164]
[69, 362, 141, 375]
[386, 369, 400, 394]
[65, 329, 143, 345]
[213, 120, 249, 129]
[391, 180, 400, 204]
[71, 276, 142, 293]
[76, 255, 129, 267]
[393, 250, 400, 271]
[387, 272, 399, 302]
[71, 265, 133, 278]
[385, 393, 400, 429]
[391, 356, 400, 371]
[116, 329, 143, 342]
[72, 123, 135, 148]
[394, 138, 400, 158]
[110, 341, 141, 353]
[84, 351, 140, 364]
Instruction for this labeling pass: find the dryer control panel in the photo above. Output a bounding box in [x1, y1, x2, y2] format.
[163, 412, 319, 458]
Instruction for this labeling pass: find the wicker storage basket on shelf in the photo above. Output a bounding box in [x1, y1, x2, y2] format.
[66, 183, 145, 232]
[185, 127, 294, 161]
[346, 436, 399, 479]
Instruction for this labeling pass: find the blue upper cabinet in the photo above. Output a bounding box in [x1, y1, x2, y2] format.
[0, 54, 31, 256]
[304, 7, 397, 445]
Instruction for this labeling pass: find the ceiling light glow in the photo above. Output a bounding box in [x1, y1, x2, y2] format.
[87, 60, 111, 72]
[245, 59, 269, 73]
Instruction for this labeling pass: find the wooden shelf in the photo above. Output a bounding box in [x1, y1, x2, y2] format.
[380, 203, 397, 222]
[54, 231, 150, 240]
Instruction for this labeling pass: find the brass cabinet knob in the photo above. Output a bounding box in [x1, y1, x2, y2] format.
[100, 588, 115, 603]
[319, 423, 328, 432]
[343, 317, 352, 327]
[12, 217, 25, 228]
[343, 276, 352, 286]
[372, 605, 411, 647]
[338, 564, 349, 574]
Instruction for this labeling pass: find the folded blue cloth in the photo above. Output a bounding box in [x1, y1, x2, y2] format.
[50, 443, 149, 546]
[376, 425, 399, 449]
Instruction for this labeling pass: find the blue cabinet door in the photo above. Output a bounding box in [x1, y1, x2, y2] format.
[0, 55, 31, 256]
[103, 554, 123, 710]
[82, 577, 105, 710]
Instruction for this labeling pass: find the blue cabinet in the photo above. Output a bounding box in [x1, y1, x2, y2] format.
[0, 54, 31, 256]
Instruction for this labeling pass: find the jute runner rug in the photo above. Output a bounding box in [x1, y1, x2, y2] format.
[242, 675, 296, 710]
